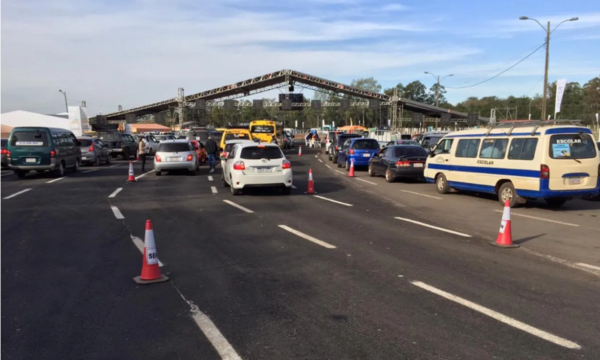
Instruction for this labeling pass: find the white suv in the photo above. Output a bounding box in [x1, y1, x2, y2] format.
[222, 143, 293, 195]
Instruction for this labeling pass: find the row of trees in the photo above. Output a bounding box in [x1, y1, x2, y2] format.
[165, 75, 600, 129]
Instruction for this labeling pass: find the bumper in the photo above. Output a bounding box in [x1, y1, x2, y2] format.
[391, 167, 425, 178]
[350, 157, 374, 167]
[155, 161, 196, 171]
[230, 170, 293, 189]
[9, 159, 58, 171]
[80, 153, 97, 163]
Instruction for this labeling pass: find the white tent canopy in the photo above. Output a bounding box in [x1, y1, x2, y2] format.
[1, 107, 91, 137]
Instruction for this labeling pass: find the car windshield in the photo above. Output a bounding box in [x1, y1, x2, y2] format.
[225, 133, 251, 141]
[78, 139, 93, 146]
[352, 140, 379, 150]
[158, 143, 190, 152]
[395, 146, 429, 157]
[549, 134, 597, 159]
[240, 146, 283, 159]
[10, 131, 49, 146]
[250, 125, 274, 134]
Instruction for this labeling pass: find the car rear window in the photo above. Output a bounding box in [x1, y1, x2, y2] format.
[240, 146, 283, 159]
[10, 131, 49, 146]
[250, 125, 274, 134]
[395, 146, 429, 157]
[225, 133, 251, 141]
[549, 134, 597, 159]
[352, 140, 379, 150]
[337, 135, 360, 145]
[158, 143, 191, 152]
[99, 133, 120, 141]
[78, 139, 93, 146]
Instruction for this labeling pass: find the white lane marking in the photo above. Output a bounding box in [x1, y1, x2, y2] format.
[174, 289, 242, 360]
[318, 159, 323, 163]
[575, 263, 600, 272]
[314, 195, 353, 207]
[131, 236, 164, 267]
[519, 247, 600, 278]
[223, 200, 254, 213]
[3, 188, 31, 199]
[208, 176, 214, 182]
[111, 205, 125, 219]
[135, 169, 155, 180]
[325, 165, 331, 169]
[108, 188, 123, 198]
[278, 225, 336, 249]
[1, 172, 13, 177]
[356, 178, 376, 185]
[314, 155, 318, 158]
[46, 177, 65, 184]
[494, 210, 579, 227]
[82, 169, 97, 174]
[211, 186, 218, 194]
[402, 190, 442, 200]
[109, 164, 120, 168]
[292, 185, 297, 189]
[394, 217, 471, 238]
[335, 170, 345, 175]
[410, 281, 581, 350]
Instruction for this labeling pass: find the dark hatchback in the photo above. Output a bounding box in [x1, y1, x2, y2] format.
[329, 133, 362, 163]
[368, 145, 428, 182]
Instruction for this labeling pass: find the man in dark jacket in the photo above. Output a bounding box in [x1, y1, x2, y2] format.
[204, 136, 219, 173]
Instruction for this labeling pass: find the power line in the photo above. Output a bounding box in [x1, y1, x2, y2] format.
[446, 42, 547, 89]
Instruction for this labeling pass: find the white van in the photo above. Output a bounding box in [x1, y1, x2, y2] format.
[424, 121, 599, 207]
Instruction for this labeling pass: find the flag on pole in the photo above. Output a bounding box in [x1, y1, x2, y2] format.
[554, 79, 567, 118]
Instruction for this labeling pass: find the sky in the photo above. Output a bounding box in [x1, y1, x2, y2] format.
[2, 0, 599, 117]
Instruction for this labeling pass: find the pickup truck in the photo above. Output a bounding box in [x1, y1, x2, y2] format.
[98, 133, 138, 159]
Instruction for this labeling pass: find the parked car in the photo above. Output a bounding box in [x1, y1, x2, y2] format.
[325, 131, 338, 154]
[1, 139, 8, 168]
[137, 134, 160, 155]
[7, 127, 81, 178]
[154, 140, 199, 176]
[385, 139, 420, 147]
[78, 136, 111, 166]
[222, 142, 292, 195]
[583, 141, 600, 201]
[337, 138, 380, 170]
[369, 145, 428, 182]
[98, 133, 137, 160]
[330, 133, 362, 163]
[219, 139, 255, 169]
[282, 133, 295, 149]
[189, 140, 207, 164]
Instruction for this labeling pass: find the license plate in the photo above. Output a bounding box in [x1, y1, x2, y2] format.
[413, 163, 424, 168]
[256, 167, 271, 173]
[82, 156, 87, 160]
[363, 153, 371, 157]
[568, 177, 581, 185]
[25, 158, 36, 163]
[168, 157, 182, 162]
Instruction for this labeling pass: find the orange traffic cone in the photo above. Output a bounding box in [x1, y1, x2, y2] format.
[127, 161, 136, 182]
[490, 200, 519, 248]
[348, 158, 355, 177]
[134, 220, 169, 284]
[298, 146, 302, 156]
[304, 169, 317, 195]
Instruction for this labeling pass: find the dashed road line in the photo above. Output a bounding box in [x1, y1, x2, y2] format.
[494, 210, 579, 227]
[401, 190, 442, 200]
[211, 186, 218, 194]
[109, 164, 120, 168]
[46, 177, 65, 184]
[318, 159, 323, 163]
[410, 281, 581, 349]
[325, 164, 331, 169]
[108, 188, 123, 198]
[335, 170, 345, 175]
[131, 236, 164, 267]
[314, 195, 353, 207]
[356, 178, 376, 185]
[519, 247, 600, 278]
[208, 176, 214, 182]
[1, 172, 13, 177]
[278, 225, 337, 249]
[292, 185, 297, 189]
[3, 188, 31, 199]
[82, 169, 98, 174]
[394, 217, 471, 238]
[575, 262, 600, 272]
[135, 169, 155, 180]
[223, 200, 254, 213]
[111, 205, 125, 219]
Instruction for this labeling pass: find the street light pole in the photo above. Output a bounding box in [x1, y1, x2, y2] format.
[424, 72, 454, 107]
[520, 16, 578, 120]
[58, 90, 68, 114]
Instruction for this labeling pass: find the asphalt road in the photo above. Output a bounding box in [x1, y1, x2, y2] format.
[2, 146, 599, 360]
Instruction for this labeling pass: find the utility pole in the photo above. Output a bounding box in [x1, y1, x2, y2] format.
[424, 72, 453, 107]
[58, 90, 68, 114]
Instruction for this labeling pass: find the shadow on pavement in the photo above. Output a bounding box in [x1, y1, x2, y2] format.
[513, 233, 547, 245]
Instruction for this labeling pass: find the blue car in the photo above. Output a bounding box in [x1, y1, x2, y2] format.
[337, 138, 380, 171]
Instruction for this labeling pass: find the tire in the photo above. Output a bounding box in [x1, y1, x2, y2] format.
[436, 173, 450, 194]
[328, 153, 332, 161]
[122, 150, 130, 160]
[73, 159, 80, 172]
[155, 170, 161, 176]
[55, 162, 65, 177]
[385, 167, 395, 183]
[345, 161, 350, 171]
[337, 160, 342, 168]
[189, 167, 197, 176]
[282, 186, 291, 195]
[106, 156, 112, 165]
[94, 156, 100, 167]
[498, 182, 519, 207]
[231, 184, 240, 196]
[545, 198, 567, 207]
[368, 164, 375, 177]
[15, 170, 27, 179]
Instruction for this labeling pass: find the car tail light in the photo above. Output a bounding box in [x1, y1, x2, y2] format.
[222, 152, 228, 158]
[155, 155, 161, 162]
[540, 164, 550, 179]
[89, 145, 94, 152]
[396, 160, 410, 167]
[335, 146, 338, 151]
[50, 150, 56, 158]
[349, 149, 355, 155]
[1, 149, 8, 155]
[233, 161, 245, 170]
[186, 154, 193, 161]
[282, 160, 291, 169]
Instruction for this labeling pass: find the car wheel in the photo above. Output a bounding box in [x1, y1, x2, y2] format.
[498, 182, 519, 207]
[231, 184, 240, 195]
[345, 161, 350, 171]
[106, 156, 111, 165]
[189, 167, 197, 176]
[94, 156, 100, 167]
[282, 186, 291, 195]
[436, 173, 449, 194]
[385, 167, 394, 183]
[73, 159, 80, 172]
[55, 162, 65, 177]
[155, 170, 161, 176]
[368, 164, 375, 177]
[545, 198, 567, 208]
[337, 160, 342, 168]
[15, 170, 27, 179]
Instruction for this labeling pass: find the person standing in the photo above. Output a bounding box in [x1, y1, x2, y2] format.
[138, 136, 147, 173]
[204, 135, 219, 173]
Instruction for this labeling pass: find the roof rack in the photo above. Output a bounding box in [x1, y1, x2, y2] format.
[485, 119, 582, 137]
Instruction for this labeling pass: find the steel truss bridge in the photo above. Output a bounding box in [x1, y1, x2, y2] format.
[96, 69, 489, 127]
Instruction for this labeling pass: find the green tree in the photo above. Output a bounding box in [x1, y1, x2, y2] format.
[402, 81, 428, 103]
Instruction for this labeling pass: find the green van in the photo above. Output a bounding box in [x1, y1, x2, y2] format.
[7, 127, 82, 179]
